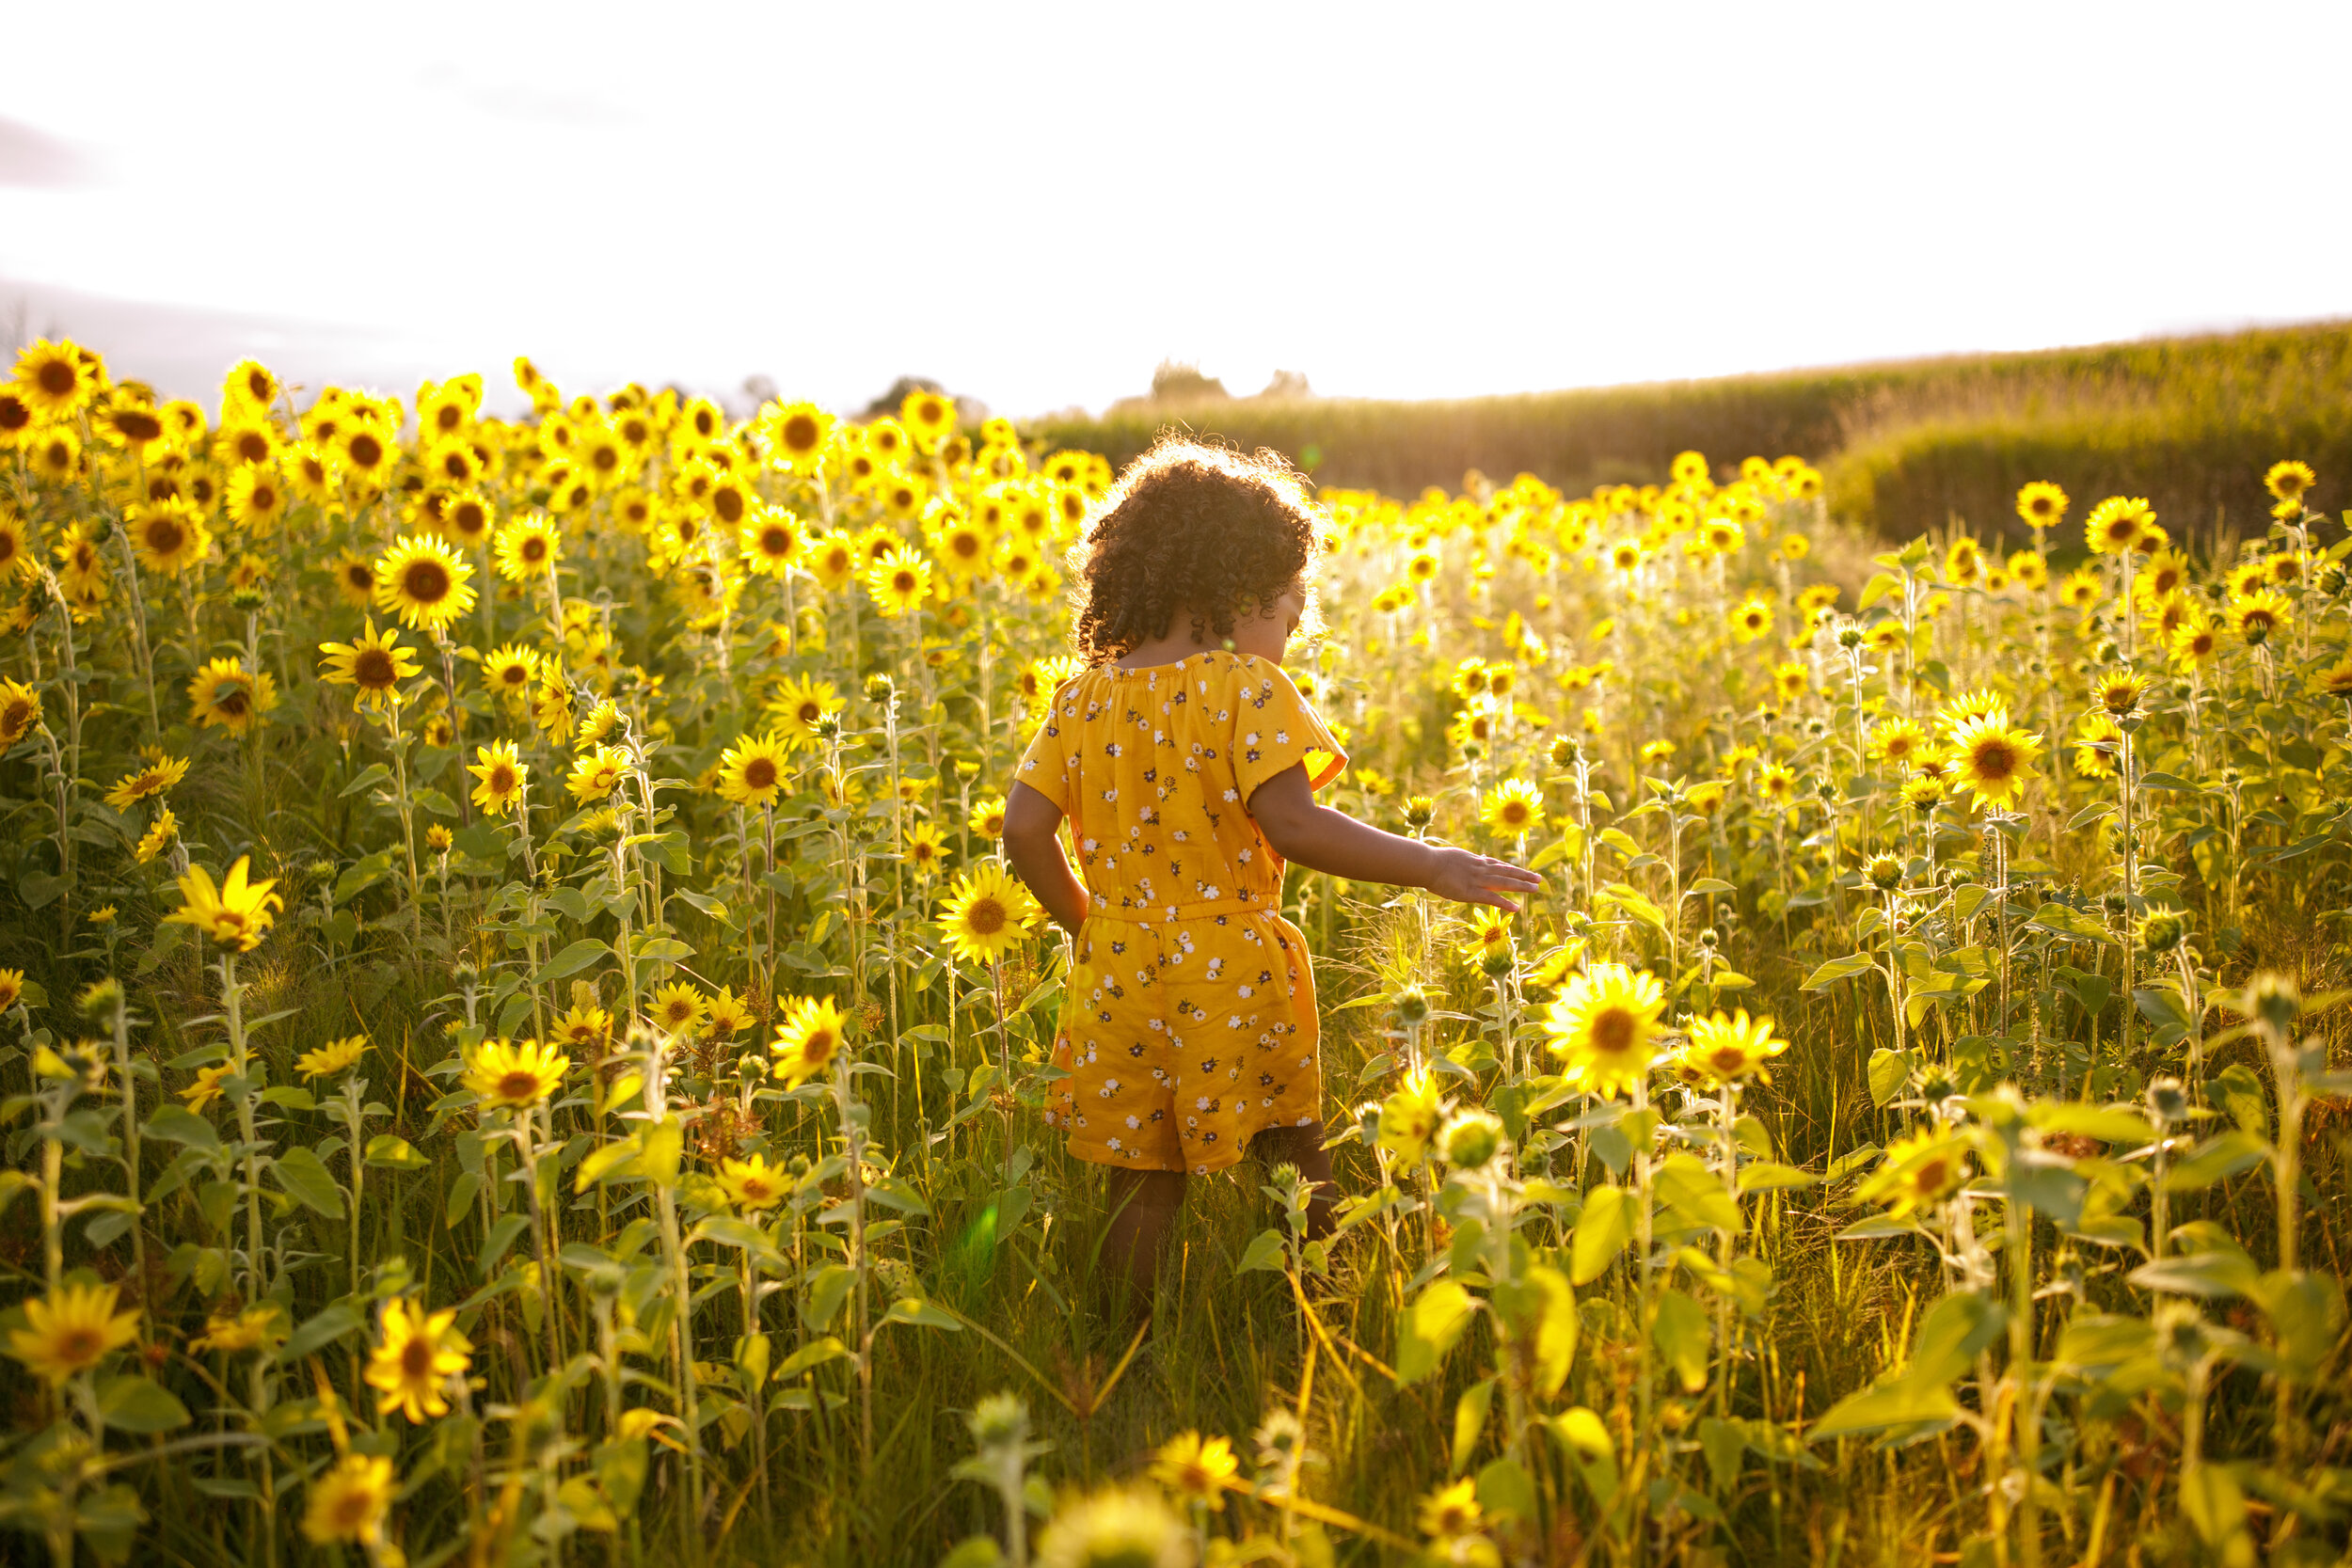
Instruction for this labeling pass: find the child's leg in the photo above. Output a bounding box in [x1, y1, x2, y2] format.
[1248, 1121, 1338, 1242]
[1103, 1166, 1186, 1321]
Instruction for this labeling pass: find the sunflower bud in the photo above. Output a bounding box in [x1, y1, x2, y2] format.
[1548, 735, 1579, 768]
[1390, 986, 1431, 1030]
[1866, 854, 1902, 892]
[2146, 1075, 2189, 1127]
[2137, 909, 2186, 955]
[1836, 622, 1866, 650]
[76, 978, 124, 1028]
[1438, 1109, 1505, 1170]
[230, 585, 267, 613]
[2247, 972, 2301, 1034]
[1403, 797, 1436, 830]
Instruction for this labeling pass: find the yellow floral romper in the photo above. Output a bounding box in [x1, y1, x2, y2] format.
[1015, 650, 1348, 1175]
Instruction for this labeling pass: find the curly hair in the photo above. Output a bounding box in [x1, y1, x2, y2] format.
[1071, 435, 1323, 666]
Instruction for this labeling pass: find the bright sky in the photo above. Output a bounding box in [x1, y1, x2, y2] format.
[3, 1, 2347, 419]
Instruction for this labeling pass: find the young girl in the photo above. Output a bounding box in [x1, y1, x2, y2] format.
[1002, 437, 1542, 1315]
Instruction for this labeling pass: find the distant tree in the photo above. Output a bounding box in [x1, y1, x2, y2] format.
[1149, 360, 1229, 404]
[1256, 369, 1312, 400]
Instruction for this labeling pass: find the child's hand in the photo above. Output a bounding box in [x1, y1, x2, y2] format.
[1423, 846, 1546, 912]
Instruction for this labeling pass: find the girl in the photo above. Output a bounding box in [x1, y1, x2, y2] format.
[1002, 436, 1541, 1317]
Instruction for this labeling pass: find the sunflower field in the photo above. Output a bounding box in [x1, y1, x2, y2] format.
[0, 340, 2347, 1568]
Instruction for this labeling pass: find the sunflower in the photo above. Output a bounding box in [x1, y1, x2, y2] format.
[2227, 589, 2290, 645]
[0, 514, 31, 585]
[649, 981, 707, 1037]
[1730, 595, 1772, 641]
[807, 531, 862, 591]
[2169, 611, 2220, 670]
[2084, 496, 2153, 555]
[52, 520, 108, 601]
[186, 658, 279, 735]
[703, 986, 753, 1039]
[968, 795, 1009, 840]
[1543, 962, 1667, 1098]
[364, 1298, 471, 1424]
[442, 489, 496, 548]
[468, 741, 529, 816]
[1944, 536, 1982, 585]
[481, 643, 541, 701]
[0, 678, 42, 746]
[1755, 763, 1797, 809]
[12, 339, 97, 420]
[2093, 670, 2148, 717]
[716, 1153, 789, 1212]
[1946, 714, 2042, 813]
[566, 744, 628, 802]
[493, 514, 563, 582]
[0, 388, 34, 448]
[903, 819, 950, 878]
[221, 462, 289, 532]
[1772, 661, 1808, 702]
[374, 535, 478, 632]
[294, 1035, 371, 1080]
[551, 1001, 612, 1051]
[28, 424, 80, 482]
[941, 863, 1037, 966]
[135, 808, 179, 863]
[932, 515, 993, 581]
[1857, 1131, 1971, 1215]
[164, 855, 283, 950]
[2264, 459, 2314, 505]
[772, 995, 851, 1085]
[6, 1280, 140, 1385]
[318, 620, 421, 713]
[739, 505, 806, 577]
[222, 357, 280, 414]
[2008, 480, 2067, 531]
[2319, 658, 2352, 701]
[1677, 1009, 1789, 1085]
[1457, 907, 1514, 967]
[2264, 549, 2307, 588]
[103, 753, 188, 810]
[1480, 778, 1542, 836]
[2073, 713, 2123, 779]
[300, 1455, 394, 1548]
[1867, 718, 1928, 769]
[418, 377, 479, 439]
[899, 387, 958, 451]
[865, 546, 932, 618]
[338, 421, 393, 490]
[1150, 1431, 1240, 1502]
[463, 1037, 568, 1109]
[762, 401, 834, 471]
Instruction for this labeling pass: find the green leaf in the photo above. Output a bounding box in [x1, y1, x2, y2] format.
[1736, 1162, 1819, 1195]
[632, 936, 694, 965]
[536, 939, 610, 985]
[2164, 1130, 2268, 1192]
[2028, 1101, 2152, 1147]
[142, 1104, 220, 1149]
[882, 1297, 962, 1331]
[1474, 1456, 1537, 1525]
[1490, 1264, 1577, 1399]
[1599, 882, 1667, 932]
[339, 762, 393, 798]
[802, 1264, 854, 1331]
[364, 1134, 428, 1171]
[1807, 1375, 1959, 1443]
[1651, 1287, 1710, 1393]
[412, 786, 459, 817]
[1451, 1378, 1494, 1475]
[775, 1336, 848, 1380]
[1801, 954, 1877, 991]
[1236, 1228, 1288, 1275]
[276, 1304, 362, 1364]
[1907, 1289, 2006, 1386]
[479, 1214, 532, 1277]
[1685, 878, 1737, 896]
[864, 1176, 931, 1215]
[2128, 1250, 2260, 1300]
[1654, 1153, 1743, 1235]
[270, 1146, 345, 1219]
[333, 851, 395, 904]
[1570, 1184, 1634, 1285]
[1867, 1048, 1915, 1108]
[1394, 1280, 1477, 1385]
[2026, 901, 2113, 944]
[96, 1375, 191, 1433]
[258, 1085, 315, 1112]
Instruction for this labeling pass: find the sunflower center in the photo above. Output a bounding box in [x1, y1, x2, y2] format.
[521, 537, 547, 562]
[354, 646, 397, 688]
[402, 1337, 435, 1378]
[784, 414, 819, 451]
[964, 897, 1007, 937]
[403, 561, 452, 602]
[761, 527, 793, 556]
[497, 1069, 541, 1101]
[1589, 1006, 1636, 1055]
[893, 571, 916, 594]
[117, 410, 163, 442]
[215, 686, 251, 718]
[740, 756, 778, 791]
[489, 764, 516, 793]
[1709, 1046, 1747, 1073]
[714, 490, 745, 525]
[349, 433, 384, 468]
[38, 360, 75, 396]
[1974, 741, 2015, 779]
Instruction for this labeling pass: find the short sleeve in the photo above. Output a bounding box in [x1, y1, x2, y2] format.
[1012, 679, 1079, 815]
[1231, 657, 1348, 804]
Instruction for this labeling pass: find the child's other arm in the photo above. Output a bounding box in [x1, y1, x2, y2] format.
[1248, 766, 1544, 912]
[1004, 782, 1090, 934]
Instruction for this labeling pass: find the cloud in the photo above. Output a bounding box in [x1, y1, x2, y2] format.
[0, 117, 98, 189]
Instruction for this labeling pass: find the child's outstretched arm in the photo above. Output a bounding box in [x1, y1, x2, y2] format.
[1004, 782, 1090, 934]
[1248, 765, 1544, 911]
